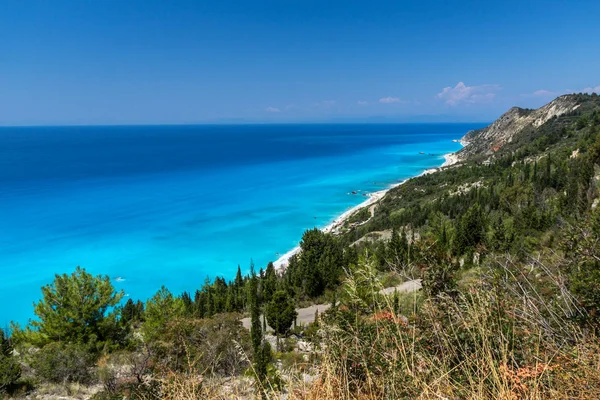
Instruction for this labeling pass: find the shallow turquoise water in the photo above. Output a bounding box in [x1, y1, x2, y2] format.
[0, 123, 484, 325]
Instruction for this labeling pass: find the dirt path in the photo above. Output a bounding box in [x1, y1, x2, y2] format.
[241, 279, 421, 330]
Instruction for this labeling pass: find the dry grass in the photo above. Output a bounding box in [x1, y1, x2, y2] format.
[122, 254, 600, 400]
[287, 255, 600, 400]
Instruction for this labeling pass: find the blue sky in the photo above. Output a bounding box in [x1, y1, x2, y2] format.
[1, 0, 599, 125]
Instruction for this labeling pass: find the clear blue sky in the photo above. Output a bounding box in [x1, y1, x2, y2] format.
[1, 0, 599, 125]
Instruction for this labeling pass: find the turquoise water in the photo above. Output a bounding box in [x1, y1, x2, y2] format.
[0, 124, 483, 325]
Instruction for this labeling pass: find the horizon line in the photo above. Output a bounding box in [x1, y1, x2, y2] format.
[0, 120, 492, 129]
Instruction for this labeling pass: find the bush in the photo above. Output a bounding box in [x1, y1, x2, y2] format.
[32, 342, 95, 384]
[0, 355, 21, 393]
[0, 328, 21, 392]
[151, 313, 251, 376]
[298, 256, 598, 399]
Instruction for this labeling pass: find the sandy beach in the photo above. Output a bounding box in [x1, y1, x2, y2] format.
[273, 149, 462, 269]
[273, 187, 393, 269]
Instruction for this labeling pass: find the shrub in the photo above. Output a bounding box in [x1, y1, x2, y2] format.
[0, 328, 21, 392]
[293, 255, 598, 399]
[32, 342, 95, 384]
[151, 313, 251, 376]
[0, 355, 21, 392]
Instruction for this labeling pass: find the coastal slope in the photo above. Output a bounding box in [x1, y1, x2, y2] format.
[456, 94, 581, 161]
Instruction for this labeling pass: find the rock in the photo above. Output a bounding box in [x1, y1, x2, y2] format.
[457, 94, 581, 161]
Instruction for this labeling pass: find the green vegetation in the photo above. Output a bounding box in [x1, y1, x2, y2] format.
[4, 93, 600, 399]
[0, 329, 20, 393]
[17, 267, 125, 349]
[265, 291, 297, 336]
[284, 228, 351, 298]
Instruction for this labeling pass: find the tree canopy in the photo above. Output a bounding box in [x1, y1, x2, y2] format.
[30, 267, 124, 347]
[265, 290, 297, 336]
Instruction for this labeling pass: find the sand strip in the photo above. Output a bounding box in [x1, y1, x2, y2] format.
[273, 148, 462, 269]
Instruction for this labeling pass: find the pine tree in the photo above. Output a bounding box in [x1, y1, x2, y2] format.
[121, 298, 144, 325]
[454, 204, 486, 255]
[492, 214, 507, 251]
[180, 291, 193, 315]
[225, 285, 235, 312]
[30, 267, 124, 346]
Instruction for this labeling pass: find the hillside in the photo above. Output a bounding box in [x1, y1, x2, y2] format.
[456, 94, 582, 161]
[340, 93, 600, 248]
[3, 93, 600, 400]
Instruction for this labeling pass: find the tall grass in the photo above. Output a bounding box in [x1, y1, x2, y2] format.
[289, 254, 600, 399]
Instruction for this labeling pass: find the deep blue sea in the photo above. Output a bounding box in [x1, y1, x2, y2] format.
[0, 123, 484, 326]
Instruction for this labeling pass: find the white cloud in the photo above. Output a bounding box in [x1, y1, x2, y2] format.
[579, 85, 600, 94]
[265, 107, 280, 113]
[357, 100, 368, 105]
[379, 96, 400, 104]
[522, 85, 600, 98]
[521, 89, 557, 98]
[436, 82, 501, 106]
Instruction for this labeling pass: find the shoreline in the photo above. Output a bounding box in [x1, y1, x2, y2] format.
[274, 150, 461, 269]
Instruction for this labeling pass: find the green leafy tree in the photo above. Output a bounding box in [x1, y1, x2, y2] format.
[265, 291, 297, 336]
[298, 229, 344, 297]
[563, 208, 600, 323]
[29, 267, 124, 346]
[121, 299, 144, 326]
[142, 286, 185, 342]
[454, 204, 487, 256]
[491, 213, 508, 251]
[387, 227, 408, 267]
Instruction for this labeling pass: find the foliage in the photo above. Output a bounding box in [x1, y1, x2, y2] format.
[562, 207, 600, 324]
[339, 254, 382, 313]
[151, 314, 251, 376]
[26, 267, 124, 348]
[142, 286, 185, 342]
[297, 255, 597, 399]
[0, 329, 21, 392]
[32, 342, 95, 384]
[248, 267, 262, 354]
[284, 228, 346, 298]
[265, 291, 297, 336]
[11, 94, 600, 399]
[454, 203, 486, 255]
[121, 298, 145, 326]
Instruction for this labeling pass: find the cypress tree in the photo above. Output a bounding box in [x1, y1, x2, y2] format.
[263, 262, 277, 303]
[234, 265, 244, 309]
[265, 290, 297, 336]
[249, 266, 262, 355]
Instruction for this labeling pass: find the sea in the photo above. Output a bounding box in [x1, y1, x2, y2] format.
[0, 123, 485, 326]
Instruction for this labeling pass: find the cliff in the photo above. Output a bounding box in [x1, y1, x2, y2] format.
[457, 94, 581, 161]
